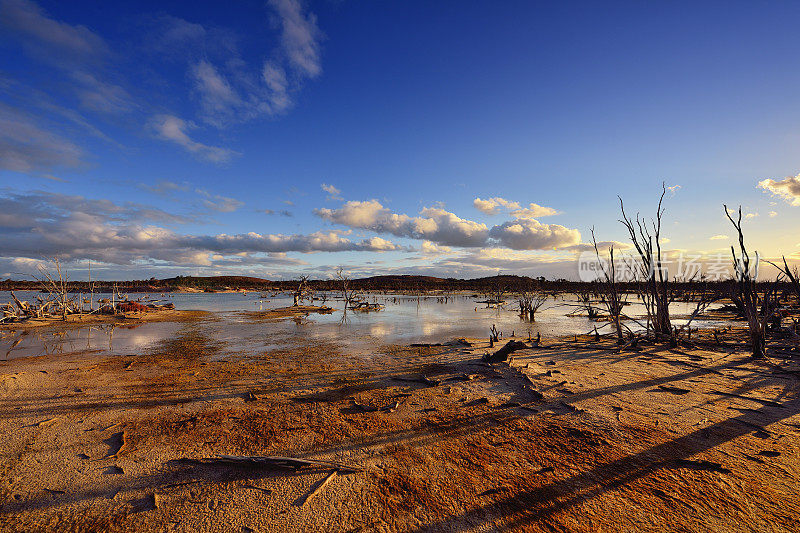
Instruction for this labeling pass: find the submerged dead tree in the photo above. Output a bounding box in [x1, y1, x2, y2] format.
[619, 183, 672, 338]
[576, 291, 600, 319]
[766, 256, 800, 304]
[592, 229, 625, 344]
[518, 283, 547, 321]
[335, 267, 356, 305]
[724, 205, 780, 358]
[292, 275, 313, 306]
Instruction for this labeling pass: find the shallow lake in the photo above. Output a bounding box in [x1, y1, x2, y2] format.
[0, 291, 730, 360]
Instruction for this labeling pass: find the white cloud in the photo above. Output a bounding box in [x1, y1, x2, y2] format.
[510, 203, 560, 219]
[759, 174, 800, 206]
[0, 104, 83, 172]
[769, 211, 777, 218]
[316, 199, 580, 250]
[473, 197, 559, 218]
[321, 183, 342, 201]
[0, 0, 109, 59]
[420, 241, 452, 255]
[562, 240, 631, 253]
[709, 234, 729, 240]
[191, 60, 242, 126]
[0, 191, 403, 268]
[315, 200, 489, 247]
[429, 248, 576, 278]
[151, 114, 238, 162]
[268, 0, 322, 78]
[140, 180, 191, 197]
[195, 189, 244, 212]
[262, 61, 291, 113]
[71, 71, 133, 114]
[170, 0, 323, 127]
[473, 197, 520, 215]
[488, 218, 581, 250]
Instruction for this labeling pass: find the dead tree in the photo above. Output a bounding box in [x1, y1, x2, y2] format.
[577, 291, 600, 319]
[619, 183, 672, 338]
[766, 256, 800, 305]
[335, 267, 355, 305]
[33, 258, 73, 320]
[518, 283, 547, 321]
[724, 205, 780, 358]
[592, 229, 625, 344]
[292, 275, 312, 306]
[487, 271, 506, 306]
[675, 275, 717, 337]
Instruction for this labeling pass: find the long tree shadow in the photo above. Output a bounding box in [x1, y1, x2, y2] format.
[408, 382, 800, 531]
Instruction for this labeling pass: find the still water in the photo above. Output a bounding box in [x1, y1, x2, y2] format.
[0, 291, 727, 360]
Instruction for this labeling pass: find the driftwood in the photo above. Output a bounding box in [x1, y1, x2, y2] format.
[483, 340, 529, 363]
[294, 470, 337, 506]
[393, 375, 441, 387]
[178, 455, 362, 473]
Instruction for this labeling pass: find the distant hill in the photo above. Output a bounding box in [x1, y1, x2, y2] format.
[0, 272, 756, 294]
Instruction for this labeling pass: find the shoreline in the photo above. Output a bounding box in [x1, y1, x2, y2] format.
[0, 309, 209, 331]
[0, 310, 797, 531]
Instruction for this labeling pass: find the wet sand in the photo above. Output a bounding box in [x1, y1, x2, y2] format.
[0, 317, 798, 532]
[0, 309, 208, 331]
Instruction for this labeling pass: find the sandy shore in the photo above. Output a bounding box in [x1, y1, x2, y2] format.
[0, 309, 208, 331]
[0, 317, 798, 532]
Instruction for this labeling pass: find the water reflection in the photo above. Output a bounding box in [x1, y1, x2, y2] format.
[0, 291, 731, 360]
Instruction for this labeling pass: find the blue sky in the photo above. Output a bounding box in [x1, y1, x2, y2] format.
[1, 0, 799, 280]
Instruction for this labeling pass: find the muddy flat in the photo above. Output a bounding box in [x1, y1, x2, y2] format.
[0, 320, 798, 532]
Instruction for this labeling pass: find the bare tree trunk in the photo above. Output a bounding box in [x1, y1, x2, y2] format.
[619, 183, 672, 338]
[592, 229, 625, 344]
[724, 205, 777, 359]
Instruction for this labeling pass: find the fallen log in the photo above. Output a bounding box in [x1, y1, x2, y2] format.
[392, 375, 441, 387]
[483, 340, 529, 363]
[177, 455, 362, 473]
[294, 470, 337, 506]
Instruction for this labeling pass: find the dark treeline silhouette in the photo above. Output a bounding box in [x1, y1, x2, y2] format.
[1, 274, 796, 300]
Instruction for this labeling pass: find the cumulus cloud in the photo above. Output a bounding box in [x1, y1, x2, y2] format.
[473, 197, 520, 215]
[759, 174, 800, 206]
[427, 248, 577, 278]
[150, 114, 238, 162]
[420, 241, 452, 255]
[473, 197, 559, 218]
[488, 218, 581, 250]
[316, 199, 581, 250]
[510, 203, 560, 219]
[315, 200, 489, 247]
